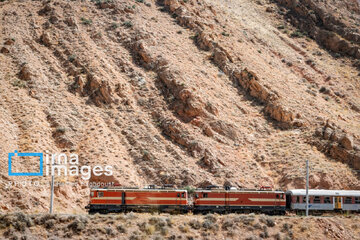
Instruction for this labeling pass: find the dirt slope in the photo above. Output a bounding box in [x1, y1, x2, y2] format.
[0, 0, 359, 214]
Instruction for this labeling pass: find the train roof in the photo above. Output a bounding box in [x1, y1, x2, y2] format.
[286, 189, 360, 197]
[90, 188, 187, 192]
[195, 189, 285, 193]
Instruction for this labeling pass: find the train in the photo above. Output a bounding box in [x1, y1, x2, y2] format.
[85, 185, 360, 215]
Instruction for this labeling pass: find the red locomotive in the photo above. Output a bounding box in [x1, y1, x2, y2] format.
[86, 185, 188, 214]
[193, 186, 286, 214]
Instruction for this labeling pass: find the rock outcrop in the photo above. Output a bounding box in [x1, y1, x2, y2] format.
[313, 122, 360, 170]
[275, 0, 360, 58]
[159, 0, 301, 127]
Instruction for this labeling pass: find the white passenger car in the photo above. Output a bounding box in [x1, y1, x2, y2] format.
[286, 189, 360, 211]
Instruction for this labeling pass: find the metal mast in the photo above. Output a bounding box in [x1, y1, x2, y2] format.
[305, 160, 309, 216]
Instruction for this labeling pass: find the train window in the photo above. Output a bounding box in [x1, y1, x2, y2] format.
[296, 196, 300, 203]
[177, 193, 180, 197]
[303, 196, 307, 203]
[345, 197, 352, 204]
[313, 196, 321, 203]
[195, 194, 199, 198]
[98, 192, 104, 197]
[324, 197, 331, 203]
[203, 193, 208, 198]
[181, 193, 185, 198]
[355, 197, 360, 204]
[90, 192, 94, 197]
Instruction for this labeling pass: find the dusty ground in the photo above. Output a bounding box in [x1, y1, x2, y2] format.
[0, 0, 359, 217]
[0, 212, 360, 240]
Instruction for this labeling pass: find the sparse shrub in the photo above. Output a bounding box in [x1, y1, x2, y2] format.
[14, 221, 26, 232]
[34, 213, 54, 225]
[202, 219, 218, 231]
[263, 217, 275, 227]
[55, 126, 66, 134]
[92, 0, 113, 5]
[222, 219, 234, 230]
[189, 219, 201, 230]
[135, 0, 144, 2]
[178, 224, 189, 233]
[221, 31, 230, 37]
[125, 212, 137, 220]
[351, 224, 359, 230]
[290, 30, 305, 38]
[111, 22, 119, 29]
[81, 17, 92, 25]
[274, 232, 281, 240]
[247, 226, 255, 231]
[165, 217, 173, 227]
[11, 79, 27, 88]
[245, 237, 257, 240]
[300, 225, 308, 232]
[334, 53, 341, 58]
[253, 223, 262, 229]
[144, 224, 156, 235]
[3, 227, 15, 238]
[142, 149, 153, 161]
[259, 230, 269, 238]
[160, 226, 168, 236]
[68, 55, 76, 62]
[227, 230, 235, 237]
[15, 212, 33, 228]
[117, 224, 126, 233]
[129, 231, 142, 240]
[282, 223, 292, 233]
[123, 21, 133, 28]
[68, 219, 85, 233]
[96, 227, 107, 234]
[153, 236, 164, 240]
[149, 217, 167, 231]
[189, 33, 198, 40]
[204, 214, 216, 223]
[63, 231, 73, 238]
[237, 215, 255, 225]
[45, 219, 56, 229]
[105, 227, 115, 236]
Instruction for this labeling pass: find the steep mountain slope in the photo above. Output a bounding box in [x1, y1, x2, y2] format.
[0, 0, 359, 213]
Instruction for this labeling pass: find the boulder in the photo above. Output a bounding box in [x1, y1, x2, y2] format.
[0, 47, 9, 54]
[323, 127, 333, 140]
[340, 135, 354, 150]
[18, 65, 32, 81]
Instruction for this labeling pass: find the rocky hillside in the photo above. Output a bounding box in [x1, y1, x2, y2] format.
[0, 0, 359, 214]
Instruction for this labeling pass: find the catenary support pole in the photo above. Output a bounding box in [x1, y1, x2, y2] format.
[306, 160, 309, 216]
[50, 174, 54, 214]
